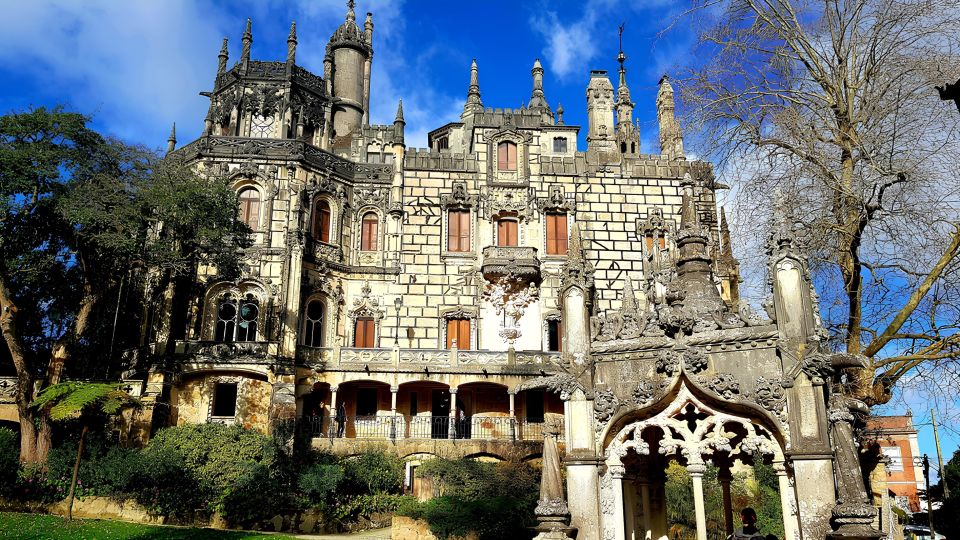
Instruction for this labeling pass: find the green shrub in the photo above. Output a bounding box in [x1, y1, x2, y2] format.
[43, 434, 142, 500]
[219, 461, 292, 527]
[133, 445, 204, 521]
[341, 451, 404, 495]
[333, 492, 415, 523]
[298, 462, 345, 505]
[0, 427, 19, 496]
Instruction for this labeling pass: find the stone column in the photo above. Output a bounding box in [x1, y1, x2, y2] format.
[509, 391, 517, 441]
[718, 469, 734, 538]
[564, 389, 602, 540]
[328, 385, 338, 438]
[448, 388, 458, 439]
[610, 463, 627, 540]
[624, 477, 638, 540]
[774, 461, 800, 540]
[651, 478, 669, 540]
[688, 463, 708, 540]
[390, 386, 399, 440]
[639, 480, 652, 540]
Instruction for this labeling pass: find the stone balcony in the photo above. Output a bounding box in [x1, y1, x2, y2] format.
[480, 246, 541, 283]
[296, 346, 560, 373]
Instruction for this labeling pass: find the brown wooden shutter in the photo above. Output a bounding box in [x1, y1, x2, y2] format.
[361, 214, 378, 251]
[448, 210, 470, 252]
[498, 220, 518, 247]
[556, 214, 568, 254]
[315, 201, 331, 243]
[355, 318, 374, 348]
[459, 319, 471, 350]
[458, 211, 470, 251]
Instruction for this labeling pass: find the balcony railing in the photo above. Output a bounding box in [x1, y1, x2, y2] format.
[481, 246, 541, 282]
[296, 345, 560, 370]
[304, 415, 562, 442]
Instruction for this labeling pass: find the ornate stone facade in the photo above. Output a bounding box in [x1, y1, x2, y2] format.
[115, 4, 876, 540]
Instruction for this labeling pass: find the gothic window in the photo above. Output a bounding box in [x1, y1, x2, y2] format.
[214, 294, 259, 342]
[360, 212, 379, 251]
[553, 137, 567, 153]
[446, 318, 471, 350]
[211, 383, 238, 418]
[497, 218, 519, 247]
[436, 136, 449, 151]
[645, 234, 666, 251]
[238, 188, 261, 231]
[250, 114, 275, 138]
[631, 142, 636, 153]
[547, 319, 563, 352]
[497, 141, 517, 171]
[354, 317, 375, 348]
[303, 300, 325, 347]
[620, 142, 627, 154]
[545, 213, 568, 255]
[313, 200, 332, 243]
[447, 209, 471, 252]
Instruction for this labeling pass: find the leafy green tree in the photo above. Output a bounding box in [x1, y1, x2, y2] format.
[933, 449, 960, 538]
[32, 381, 138, 520]
[0, 107, 247, 463]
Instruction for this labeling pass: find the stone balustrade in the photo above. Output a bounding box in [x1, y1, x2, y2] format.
[296, 345, 560, 370]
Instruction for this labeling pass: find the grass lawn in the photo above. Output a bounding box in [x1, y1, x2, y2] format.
[0, 512, 302, 540]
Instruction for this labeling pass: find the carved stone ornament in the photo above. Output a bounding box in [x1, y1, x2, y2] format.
[538, 184, 576, 213]
[517, 374, 587, 401]
[194, 342, 268, 363]
[705, 373, 740, 400]
[487, 188, 533, 220]
[440, 181, 477, 209]
[751, 376, 786, 415]
[593, 388, 620, 431]
[633, 378, 657, 404]
[242, 85, 283, 117]
[354, 186, 388, 208]
[535, 498, 570, 517]
[656, 349, 681, 375]
[307, 173, 347, 203]
[801, 352, 835, 385]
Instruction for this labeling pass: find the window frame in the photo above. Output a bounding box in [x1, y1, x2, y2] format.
[211, 382, 239, 418]
[302, 299, 326, 347]
[497, 141, 517, 171]
[214, 293, 260, 343]
[446, 209, 472, 253]
[312, 199, 333, 243]
[496, 218, 520, 247]
[360, 212, 379, 251]
[445, 318, 472, 350]
[238, 187, 261, 231]
[552, 137, 567, 153]
[353, 316, 376, 348]
[547, 318, 563, 352]
[545, 212, 569, 255]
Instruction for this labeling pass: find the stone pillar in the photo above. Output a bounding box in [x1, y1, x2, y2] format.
[610, 463, 627, 540]
[448, 388, 458, 439]
[268, 368, 297, 438]
[624, 477, 638, 540]
[774, 461, 800, 540]
[563, 389, 601, 540]
[328, 386, 339, 438]
[390, 386, 399, 440]
[639, 480, 652, 540]
[651, 479, 669, 540]
[719, 469, 734, 538]
[509, 391, 517, 441]
[688, 463, 708, 540]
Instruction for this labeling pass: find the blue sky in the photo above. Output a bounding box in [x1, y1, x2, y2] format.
[1, 0, 956, 475]
[0, 0, 689, 152]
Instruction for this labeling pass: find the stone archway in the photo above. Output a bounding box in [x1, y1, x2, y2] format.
[600, 381, 800, 540]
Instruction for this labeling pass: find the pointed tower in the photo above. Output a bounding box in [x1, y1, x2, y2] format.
[462, 59, 483, 118]
[657, 75, 685, 159]
[326, 0, 373, 141]
[671, 177, 725, 315]
[217, 38, 229, 74]
[241, 19, 252, 73]
[166, 123, 177, 154]
[614, 26, 640, 157]
[286, 22, 297, 65]
[393, 99, 405, 144]
[528, 58, 553, 122]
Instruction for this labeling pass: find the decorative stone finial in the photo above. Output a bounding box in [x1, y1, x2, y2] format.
[241, 19, 253, 72]
[363, 12, 373, 44]
[463, 59, 483, 116]
[346, 0, 356, 22]
[287, 22, 297, 65]
[529, 58, 551, 115]
[217, 37, 229, 74]
[556, 103, 564, 125]
[657, 75, 684, 158]
[394, 98, 404, 124]
[166, 122, 176, 154]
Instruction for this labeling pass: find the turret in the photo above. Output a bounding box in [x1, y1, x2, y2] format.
[326, 0, 373, 141]
[716, 207, 741, 306]
[240, 19, 252, 73]
[657, 75, 685, 159]
[286, 22, 297, 66]
[462, 59, 483, 118]
[585, 71, 617, 162]
[393, 98, 405, 144]
[528, 58, 553, 122]
[671, 176, 725, 315]
[614, 27, 640, 157]
[217, 38, 228, 74]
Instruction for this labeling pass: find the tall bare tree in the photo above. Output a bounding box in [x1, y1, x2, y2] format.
[675, 0, 960, 405]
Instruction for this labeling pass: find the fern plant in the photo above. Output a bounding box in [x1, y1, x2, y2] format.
[32, 382, 139, 520]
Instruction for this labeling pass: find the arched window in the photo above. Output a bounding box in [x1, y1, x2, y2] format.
[303, 300, 325, 347]
[360, 212, 379, 251]
[547, 318, 562, 352]
[313, 200, 332, 243]
[214, 293, 259, 342]
[497, 141, 517, 171]
[620, 142, 627, 154]
[497, 218, 519, 247]
[238, 188, 261, 230]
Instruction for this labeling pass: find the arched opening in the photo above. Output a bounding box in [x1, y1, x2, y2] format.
[515, 387, 564, 441]
[456, 382, 511, 440]
[302, 299, 326, 347]
[397, 381, 452, 439]
[621, 142, 627, 154]
[334, 380, 393, 439]
[360, 212, 379, 251]
[214, 293, 260, 342]
[238, 187, 261, 230]
[302, 381, 330, 437]
[312, 199, 332, 242]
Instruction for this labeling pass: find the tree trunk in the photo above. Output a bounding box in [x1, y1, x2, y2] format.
[0, 273, 42, 463]
[66, 423, 88, 522]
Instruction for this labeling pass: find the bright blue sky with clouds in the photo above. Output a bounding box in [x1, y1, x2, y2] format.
[1, 0, 956, 476]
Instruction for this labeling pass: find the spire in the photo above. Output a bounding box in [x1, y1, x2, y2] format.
[671, 178, 725, 315]
[657, 75, 685, 159]
[286, 21, 297, 65]
[166, 122, 177, 154]
[568, 222, 585, 266]
[720, 207, 733, 259]
[394, 98, 405, 124]
[621, 274, 638, 314]
[463, 59, 483, 117]
[346, 0, 356, 23]
[528, 58, 551, 115]
[241, 19, 252, 72]
[364, 11, 373, 45]
[217, 37, 229, 74]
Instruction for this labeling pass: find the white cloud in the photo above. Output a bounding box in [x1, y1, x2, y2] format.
[531, 1, 616, 80]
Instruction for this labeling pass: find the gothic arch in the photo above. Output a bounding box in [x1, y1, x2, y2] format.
[200, 280, 269, 342]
